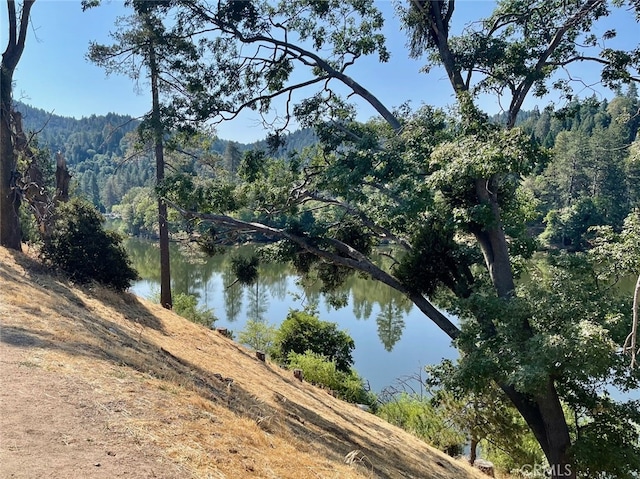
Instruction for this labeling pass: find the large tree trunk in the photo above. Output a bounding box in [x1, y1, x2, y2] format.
[0, 0, 35, 250]
[501, 381, 575, 479]
[0, 69, 22, 249]
[1, 0, 34, 250]
[149, 39, 172, 309]
[55, 151, 71, 203]
[475, 182, 575, 478]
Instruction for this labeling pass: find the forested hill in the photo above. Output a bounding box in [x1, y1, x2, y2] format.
[16, 101, 140, 165]
[15, 87, 640, 250]
[14, 101, 316, 211]
[16, 100, 316, 163]
[494, 87, 640, 148]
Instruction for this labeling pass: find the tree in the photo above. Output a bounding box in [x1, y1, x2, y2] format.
[143, 1, 640, 477]
[271, 310, 355, 373]
[40, 198, 139, 291]
[1, 0, 35, 250]
[87, 7, 179, 308]
[222, 141, 242, 179]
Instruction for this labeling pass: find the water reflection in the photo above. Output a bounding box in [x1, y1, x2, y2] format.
[247, 280, 270, 323]
[377, 303, 407, 352]
[127, 238, 415, 344]
[222, 267, 243, 323]
[125, 238, 458, 392]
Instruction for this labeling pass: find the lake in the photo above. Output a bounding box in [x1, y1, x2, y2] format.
[125, 238, 458, 394]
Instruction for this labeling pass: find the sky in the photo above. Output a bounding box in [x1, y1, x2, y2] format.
[2, 0, 638, 143]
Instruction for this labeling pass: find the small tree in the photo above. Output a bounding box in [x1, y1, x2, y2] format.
[271, 309, 355, 373]
[238, 318, 277, 352]
[172, 292, 217, 327]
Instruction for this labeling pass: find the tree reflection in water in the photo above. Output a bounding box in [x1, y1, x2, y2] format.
[126, 238, 416, 351]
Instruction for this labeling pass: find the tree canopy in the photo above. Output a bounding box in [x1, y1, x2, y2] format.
[145, 1, 640, 477]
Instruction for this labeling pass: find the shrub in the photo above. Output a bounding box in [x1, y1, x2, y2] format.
[172, 292, 217, 327]
[287, 351, 376, 408]
[238, 318, 277, 351]
[376, 393, 465, 456]
[41, 198, 139, 291]
[271, 310, 354, 372]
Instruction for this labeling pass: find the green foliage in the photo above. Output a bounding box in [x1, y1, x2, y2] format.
[271, 310, 355, 373]
[287, 351, 376, 407]
[394, 215, 475, 297]
[41, 198, 139, 290]
[238, 318, 277, 352]
[540, 198, 605, 250]
[111, 186, 157, 237]
[172, 292, 217, 327]
[441, 250, 640, 477]
[230, 254, 260, 285]
[426, 369, 546, 472]
[590, 209, 640, 280]
[376, 392, 464, 456]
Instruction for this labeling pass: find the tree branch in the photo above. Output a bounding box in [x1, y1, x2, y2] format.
[165, 199, 460, 340]
[508, 0, 607, 125]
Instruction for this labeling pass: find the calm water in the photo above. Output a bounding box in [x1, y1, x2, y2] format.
[125, 238, 458, 393]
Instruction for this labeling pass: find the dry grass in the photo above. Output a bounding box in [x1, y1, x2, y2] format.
[0, 246, 487, 479]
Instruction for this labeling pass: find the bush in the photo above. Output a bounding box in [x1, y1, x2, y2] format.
[376, 393, 465, 456]
[172, 292, 217, 327]
[271, 310, 354, 372]
[41, 198, 139, 291]
[287, 351, 376, 408]
[238, 318, 277, 351]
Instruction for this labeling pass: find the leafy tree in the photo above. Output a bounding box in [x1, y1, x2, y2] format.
[271, 310, 355, 373]
[40, 198, 139, 290]
[626, 139, 640, 207]
[112, 186, 157, 237]
[540, 197, 606, 250]
[1, 0, 35, 250]
[591, 209, 640, 368]
[238, 318, 277, 352]
[223, 141, 242, 179]
[140, 1, 640, 477]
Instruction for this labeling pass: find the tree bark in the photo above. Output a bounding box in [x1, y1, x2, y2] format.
[469, 436, 478, 465]
[500, 382, 575, 479]
[624, 273, 640, 368]
[0, 66, 22, 249]
[1, 0, 35, 250]
[412, 4, 575, 472]
[55, 151, 70, 203]
[148, 38, 172, 310]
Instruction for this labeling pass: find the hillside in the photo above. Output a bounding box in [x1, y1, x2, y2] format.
[0, 247, 486, 479]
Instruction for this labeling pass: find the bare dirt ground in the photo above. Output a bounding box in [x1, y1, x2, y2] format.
[1, 342, 185, 478]
[0, 246, 486, 479]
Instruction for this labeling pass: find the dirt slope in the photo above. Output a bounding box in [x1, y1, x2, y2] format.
[0, 246, 486, 479]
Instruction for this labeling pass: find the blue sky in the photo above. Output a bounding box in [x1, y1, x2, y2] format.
[3, 0, 638, 143]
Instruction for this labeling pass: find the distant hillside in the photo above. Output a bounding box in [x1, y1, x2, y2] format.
[13, 101, 317, 211]
[0, 246, 485, 479]
[16, 101, 316, 162]
[16, 101, 140, 166]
